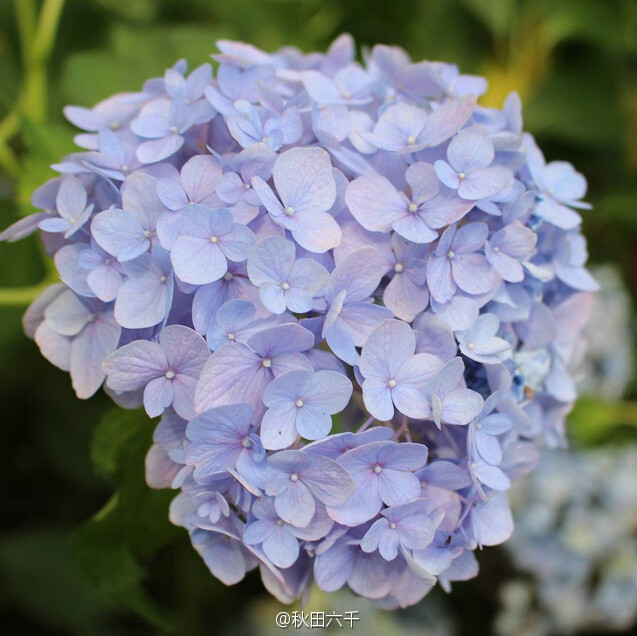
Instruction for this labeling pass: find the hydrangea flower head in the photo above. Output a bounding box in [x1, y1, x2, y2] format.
[2, 36, 596, 609]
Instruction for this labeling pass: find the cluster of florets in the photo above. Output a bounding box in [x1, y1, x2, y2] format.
[2, 35, 597, 608]
[499, 447, 637, 634]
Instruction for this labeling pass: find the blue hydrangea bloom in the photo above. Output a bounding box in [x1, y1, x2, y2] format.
[1, 36, 597, 609]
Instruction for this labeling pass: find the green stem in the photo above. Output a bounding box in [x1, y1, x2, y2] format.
[0, 276, 58, 307]
[22, 0, 67, 123]
[0, 141, 20, 178]
[14, 0, 37, 59]
[32, 0, 67, 63]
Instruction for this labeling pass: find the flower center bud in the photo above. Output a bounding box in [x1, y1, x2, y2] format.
[159, 275, 167, 283]
[262, 358, 272, 368]
[290, 473, 299, 482]
[285, 206, 295, 216]
[170, 126, 179, 134]
[408, 203, 418, 213]
[242, 438, 252, 448]
[86, 313, 96, 323]
[390, 522, 397, 529]
[244, 182, 251, 190]
[373, 464, 383, 474]
[387, 379, 397, 388]
[224, 272, 233, 281]
[281, 282, 290, 290]
[165, 369, 175, 379]
[143, 230, 152, 238]
[295, 399, 304, 408]
[447, 250, 455, 260]
[210, 236, 218, 243]
[458, 172, 466, 180]
[121, 164, 129, 173]
[406, 135, 416, 145]
[467, 342, 474, 350]
[493, 246, 500, 253]
[394, 263, 404, 273]
[227, 333, 235, 340]
[276, 519, 283, 525]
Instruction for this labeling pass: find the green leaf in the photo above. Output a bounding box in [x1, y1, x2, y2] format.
[524, 58, 622, 149]
[73, 408, 180, 631]
[0, 528, 115, 635]
[62, 24, 232, 107]
[459, 0, 516, 38]
[17, 117, 76, 214]
[569, 397, 637, 446]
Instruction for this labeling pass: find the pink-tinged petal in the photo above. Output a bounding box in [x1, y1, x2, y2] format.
[391, 213, 438, 244]
[327, 246, 387, 302]
[218, 224, 256, 261]
[102, 340, 166, 391]
[327, 474, 381, 526]
[171, 236, 227, 284]
[314, 541, 357, 592]
[0, 212, 49, 242]
[272, 147, 336, 215]
[274, 480, 315, 527]
[130, 114, 171, 138]
[303, 370, 352, 413]
[295, 405, 332, 440]
[362, 379, 395, 421]
[406, 162, 441, 203]
[534, 199, 581, 230]
[451, 253, 498, 295]
[377, 470, 422, 506]
[247, 236, 295, 286]
[470, 492, 513, 546]
[288, 211, 342, 254]
[35, 321, 71, 371]
[142, 375, 174, 417]
[377, 442, 429, 471]
[261, 401, 299, 450]
[180, 155, 223, 204]
[421, 95, 476, 147]
[420, 188, 474, 229]
[194, 342, 266, 413]
[263, 526, 299, 569]
[302, 71, 343, 104]
[45, 290, 92, 336]
[433, 160, 460, 190]
[136, 134, 184, 164]
[263, 368, 312, 407]
[114, 274, 172, 329]
[91, 209, 149, 262]
[446, 125, 494, 174]
[360, 319, 415, 380]
[383, 271, 429, 322]
[426, 254, 456, 304]
[70, 310, 121, 399]
[251, 175, 285, 217]
[457, 166, 512, 201]
[87, 265, 122, 302]
[485, 244, 523, 282]
[431, 294, 479, 331]
[345, 174, 407, 232]
[442, 388, 484, 425]
[413, 312, 457, 362]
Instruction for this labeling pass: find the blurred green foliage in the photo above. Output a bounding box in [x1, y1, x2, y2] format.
[1, 1, 636, 635]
